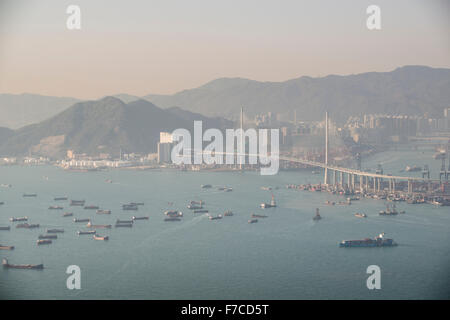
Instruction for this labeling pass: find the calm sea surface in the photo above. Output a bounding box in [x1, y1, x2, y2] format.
[0, 147, 449, 299]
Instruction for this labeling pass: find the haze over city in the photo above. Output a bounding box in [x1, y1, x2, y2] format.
[0, 0, 449, 99]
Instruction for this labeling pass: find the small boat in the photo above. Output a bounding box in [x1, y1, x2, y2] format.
[2, 258, 43, 269]
[93, 235, 109, 241]
[224, 211, 233, 216]
[73, 218, 90, 223]
[37, 239, 52, 245]
[355, 213, 367, 218]
[313, 208, 321, 221]
[39, 234, 57, 239]
[70, 200, 85, 206]
[23, 193, 37, 197]
[132, 216, 149, 220]
[164, 217, 181, 222]
[46, 229, 64, 233]
[0, 245, 14, 250]
[261, 186, 272, 191]
[0, 226, 11, 231]
[84, 205, 99, 210]
[16, 223, 39, 229]
[248, 219, 258, 223]
[201, 184, 212, 189]
[63, 212, 73, 217]
[105, 179, 113, 183]
[10, 217, 28, 222]
[49, 205, 64, 210]
[0, 201, 4, 205]
[96, 209, 111, 214]
[54, 197, 68, 201]
[77, 230, 96, 235]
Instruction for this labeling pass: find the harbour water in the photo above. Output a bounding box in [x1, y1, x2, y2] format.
[0, 148, 449, 299]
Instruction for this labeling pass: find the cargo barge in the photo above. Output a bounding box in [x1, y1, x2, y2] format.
[2, 258, 43, 269]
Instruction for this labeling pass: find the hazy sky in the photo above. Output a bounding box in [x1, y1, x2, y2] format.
[0, 0, 449, 99]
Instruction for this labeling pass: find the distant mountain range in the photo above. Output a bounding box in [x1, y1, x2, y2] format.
[143, 66, 450, 121]
[0, 97, 232, 158]
[1, 66, 449, 130]
[0, 93, 80, 129]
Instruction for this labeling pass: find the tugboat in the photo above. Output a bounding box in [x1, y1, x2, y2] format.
[355, 212, 367, 218]
[313, 208, 321, 221]
[260, 194, 277, 208]
[2, 258, 43, 269]
[339, 233, 397, 247]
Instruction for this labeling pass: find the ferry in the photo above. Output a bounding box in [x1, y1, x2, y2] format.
[2, 258, 43, 270]
[37, 239, 52, 245]
[132, 216, 149, 220]
[54, 196, 68, 201]
[10, 217, 28, 222]
[96, 209, 111, 214]
[63, 212, 73, 217]
[84, 205, 99, 210]
[224, 211, 233, 216]
[339, 233, 397, 247]
[0, 226, 11, 231]
[248, 219, 258, 223]
[77, 230, 96, 235]
[164, 210, 183, 217]
[93, 234, 109, 241]
[39, 234, 57, 239]
[73, 218, 90, 223]
[49, 205, 63, 210]
[17, 223, 39, 229]
[46, 229, 64, 233]
[313, 208, 321, 221]
[355, 213, 367, 218]
[70, 200, 85, 206]
[260, 194, 277, 208]
[23, 193, 37, 197]
[0, 245, 14, 250]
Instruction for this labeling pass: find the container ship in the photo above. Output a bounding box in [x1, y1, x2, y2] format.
[2, 258, 43, 269]
[339, 233, 397, 247]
